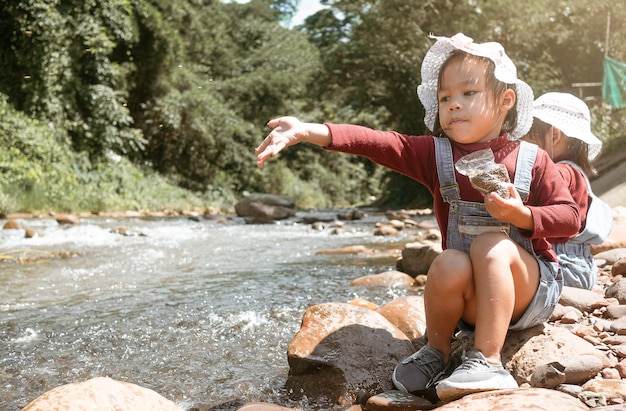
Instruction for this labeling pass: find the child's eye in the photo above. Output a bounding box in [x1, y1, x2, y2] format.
[464, 91, 476, 96]
[439, 96, 449, 103]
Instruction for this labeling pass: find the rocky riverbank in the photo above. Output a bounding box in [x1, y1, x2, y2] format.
[16, 205, 626, 411]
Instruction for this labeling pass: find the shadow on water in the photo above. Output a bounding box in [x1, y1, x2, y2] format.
[0, 210, 428, 410]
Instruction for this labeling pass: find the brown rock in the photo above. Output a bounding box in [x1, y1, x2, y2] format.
[582, 379, 626, 400]
[601, 368, 621, 379]
[595, 248, 626, 265]
[605, 305, 626, 319]
[615, 359, 626, 378]
[610, 317, 626, 335]
[435, 387, 589, 410]
[22, 377, 183, 410]
[560, 355, 605, 384]
[364, 390, 433, 411]
[374, 224, 400, 236]
[530, 362, 566, 388]
[54, 213, 80, 224]
[24, 228, 43, 238]
[503, 324, 598, 384]
[286, 302, 414, 405]
[236, 403, 303, 411]
[559, 286, 605, 313]
[605, 279, 626, 304]
[612, 257, 626, 277]
[396, 241, 442, 277]
[350, 271, 417, 289]
[234, 196, 295, 222]
[348, 298, 379, 311]
[377, 295, 426, 346]
[3, 219, 22, 229]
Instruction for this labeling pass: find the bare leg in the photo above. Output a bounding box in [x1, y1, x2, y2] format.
[424, 249, 475, 364]
[468, 232, 539, 364]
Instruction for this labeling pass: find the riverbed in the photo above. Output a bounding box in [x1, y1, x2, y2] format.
[0, 210, 422, 410]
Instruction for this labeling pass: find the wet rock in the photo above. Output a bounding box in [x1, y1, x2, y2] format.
[234, 194, 295, 222]
[350, 271, 417, 289]
[374, 224, 400, 236]
[24, 228, 43, 238]
[348, 298, 379, 311]
[363, 390, 434, 411]
[285, 302, 414, 405]
[235, 403, 303, 411]
[377, 295, 427, 346]
[396, 241, 442, 277]
[3, 219, 22, 229]
[54, 213, 80, 224]
[337, 209, 367, 221]
[21, 377, 183, 411]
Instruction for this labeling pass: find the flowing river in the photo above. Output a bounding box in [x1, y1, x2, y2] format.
[0, 210, 425, 410]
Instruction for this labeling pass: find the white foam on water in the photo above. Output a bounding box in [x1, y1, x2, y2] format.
[13, 327, 38, 344]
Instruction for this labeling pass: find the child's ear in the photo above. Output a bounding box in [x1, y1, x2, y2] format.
[552, 128, 565, 145]
[501, 89, 516, 110]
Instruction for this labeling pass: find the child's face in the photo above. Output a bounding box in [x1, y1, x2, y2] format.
[437, 56, 512, 144]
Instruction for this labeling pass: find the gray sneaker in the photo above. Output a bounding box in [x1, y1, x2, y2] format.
[392, 345, 446, 394]
[436, 348, 518, 401]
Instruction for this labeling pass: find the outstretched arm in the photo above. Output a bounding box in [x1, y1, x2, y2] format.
[255, 116, 331, 168]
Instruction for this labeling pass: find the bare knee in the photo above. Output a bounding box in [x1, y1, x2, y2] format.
[469, 232, 516, 262]
[427, 249, 472, 287]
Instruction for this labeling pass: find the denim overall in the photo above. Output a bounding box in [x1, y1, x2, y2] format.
[552, 160, 613, 290]
[433, 136, 562, 329]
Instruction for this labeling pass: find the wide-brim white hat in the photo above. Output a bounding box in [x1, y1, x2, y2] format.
[417, 33, 533, 140]
[533, 92, 602, 160]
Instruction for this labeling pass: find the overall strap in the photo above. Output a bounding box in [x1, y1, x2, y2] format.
[513, 141, 538, 202]
[433, 136, 460, 212]
[558, 160, 592, 194]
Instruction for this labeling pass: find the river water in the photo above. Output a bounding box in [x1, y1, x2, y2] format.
[0, 210, 423, 410]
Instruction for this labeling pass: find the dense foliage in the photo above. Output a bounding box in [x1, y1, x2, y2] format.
[0, 0, 625, 214]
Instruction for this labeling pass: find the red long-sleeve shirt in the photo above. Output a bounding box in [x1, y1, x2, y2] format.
[547, 163, 590, 243]
[324, 123, 580, 262]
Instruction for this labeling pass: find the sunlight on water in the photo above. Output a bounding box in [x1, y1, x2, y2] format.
[0, 212, 423, 410]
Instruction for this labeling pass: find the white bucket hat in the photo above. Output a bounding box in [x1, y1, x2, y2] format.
[417, 33, 534, 140]
[533, 92, 602, 161]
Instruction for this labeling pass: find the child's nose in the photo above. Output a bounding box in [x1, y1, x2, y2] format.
[448, 101, 461, 111]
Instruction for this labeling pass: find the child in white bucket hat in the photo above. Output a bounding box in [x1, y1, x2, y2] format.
[255, 33, 579, 402]
[525, 92, 612, 290]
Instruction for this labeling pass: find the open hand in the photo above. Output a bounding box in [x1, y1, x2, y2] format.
[255, 116, 305, 168]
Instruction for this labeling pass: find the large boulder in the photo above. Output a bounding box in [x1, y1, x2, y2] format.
[285, 302, 414, 405]
[502, 324, 601, 385]
[234, 193, 295, 223]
